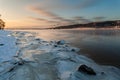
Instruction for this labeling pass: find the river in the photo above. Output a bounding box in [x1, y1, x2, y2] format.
[13, 29, 120, 68]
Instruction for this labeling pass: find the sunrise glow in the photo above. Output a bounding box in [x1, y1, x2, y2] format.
[0, 0, 120, 28]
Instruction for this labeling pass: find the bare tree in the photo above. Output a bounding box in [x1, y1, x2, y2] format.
[0, 15, 5, 30]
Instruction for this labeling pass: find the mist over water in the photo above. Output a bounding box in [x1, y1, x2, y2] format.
[15, 29, 120, 68]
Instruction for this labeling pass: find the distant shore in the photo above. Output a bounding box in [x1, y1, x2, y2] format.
[4, 27, 120, 31]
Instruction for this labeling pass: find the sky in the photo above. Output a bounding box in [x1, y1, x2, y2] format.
[0, 0, 120, 28]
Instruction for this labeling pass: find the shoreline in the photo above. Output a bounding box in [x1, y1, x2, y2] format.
[0, 30, 120, 80]
[4, 27, 120, 31]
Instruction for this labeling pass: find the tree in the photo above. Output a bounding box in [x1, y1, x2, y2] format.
[0, 15, 5, 30]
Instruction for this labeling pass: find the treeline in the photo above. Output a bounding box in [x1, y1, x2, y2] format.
[51, 20, 120, 29]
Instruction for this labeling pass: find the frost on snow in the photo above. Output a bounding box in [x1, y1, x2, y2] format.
[0, 30, 120, 80]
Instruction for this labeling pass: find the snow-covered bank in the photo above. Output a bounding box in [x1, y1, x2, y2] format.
[0, 30, 120, 80]
[0, 31, 18, 62]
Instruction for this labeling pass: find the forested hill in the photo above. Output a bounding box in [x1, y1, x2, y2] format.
[51, 20, 120, 29]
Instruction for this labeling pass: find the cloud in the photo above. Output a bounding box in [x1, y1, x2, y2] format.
[76, 0, 100, 9]
[27, 6, 92, 25]
[25, 0, 104, 26]
[73, 16, 91, 23]
[28, 16, 76, 26]
[28, 16, 59, 23]
[28, 16, 91, 25]
[27, 6, 58, 19]
[26, 6, 70, 22]
[33, 0, 101, 10]
[26, 6, 76, 24]
[93, 16, 106, 21]
[93, 16, 106, 20]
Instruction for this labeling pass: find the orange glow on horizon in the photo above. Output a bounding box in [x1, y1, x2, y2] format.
[5, 19, 53, 28]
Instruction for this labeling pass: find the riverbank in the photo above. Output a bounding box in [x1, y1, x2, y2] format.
[0, 30, 120, 80]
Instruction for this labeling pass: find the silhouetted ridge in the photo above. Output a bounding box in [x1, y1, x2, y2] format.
[52, 20, 120, 29]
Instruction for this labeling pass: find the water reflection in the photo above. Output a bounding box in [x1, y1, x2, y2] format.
[17, 29, 120, 68]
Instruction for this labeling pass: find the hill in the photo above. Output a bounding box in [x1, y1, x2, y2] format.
[52, 20, 120, 29]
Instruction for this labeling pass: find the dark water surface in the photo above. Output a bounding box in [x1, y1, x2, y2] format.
[17, 29, 120, 68]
